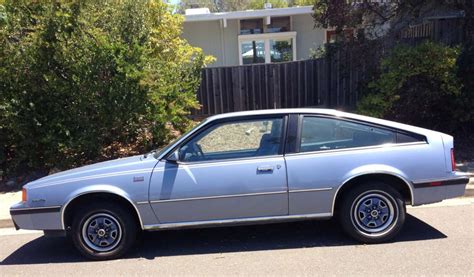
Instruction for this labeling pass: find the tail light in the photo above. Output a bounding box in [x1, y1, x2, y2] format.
[450, 148, 456, 171]
[22, 188, 27, 202]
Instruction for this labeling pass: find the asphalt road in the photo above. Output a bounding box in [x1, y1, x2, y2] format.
[0, 203, 473, 276]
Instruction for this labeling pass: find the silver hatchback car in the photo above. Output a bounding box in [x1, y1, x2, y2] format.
[10, 109, 469, 260]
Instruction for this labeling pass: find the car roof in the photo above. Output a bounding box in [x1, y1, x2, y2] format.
[207, 108, 339, 120]
[206, 108, 442, 137]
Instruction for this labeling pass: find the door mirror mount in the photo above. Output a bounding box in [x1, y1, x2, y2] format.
[166, 150, 180, 164]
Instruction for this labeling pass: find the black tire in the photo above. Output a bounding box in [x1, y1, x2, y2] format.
[71, 202, 137, 260]
[339, 182, 406, 243]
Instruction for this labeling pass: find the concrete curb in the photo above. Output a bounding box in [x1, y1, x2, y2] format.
[464, 183, 474, 197]
[0, 218, 13, 229]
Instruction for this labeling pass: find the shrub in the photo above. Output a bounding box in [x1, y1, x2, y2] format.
[455, 43, 474, 135]
[357, 42, 467, 134]
[0, 0, 213, 178]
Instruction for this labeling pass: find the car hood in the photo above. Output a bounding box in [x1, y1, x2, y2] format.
[25, 154, 159, 189]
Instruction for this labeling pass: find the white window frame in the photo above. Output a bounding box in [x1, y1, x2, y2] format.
[238, 31, 297, 65]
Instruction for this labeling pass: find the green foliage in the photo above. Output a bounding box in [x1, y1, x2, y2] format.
[0, 0, 213, 177]
[176, 0, 311, 13]
[357, 42, 468, 133]
[176, 0, 220, 13]
[291, 0, 314, 6]
[309, 44, 326, 59]
[455, 43, 474, 134]
[312, 0, 369, 36]
[248, 0, 288, 9]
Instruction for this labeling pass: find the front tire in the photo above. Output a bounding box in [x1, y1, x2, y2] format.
[339, 182, 406, 243]
[71, 202, 137, 260]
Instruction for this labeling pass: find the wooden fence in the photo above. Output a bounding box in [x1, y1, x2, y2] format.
[191, 17, 466, 118]
[192, 52, 367, 118]
[397, 17, 465, 46]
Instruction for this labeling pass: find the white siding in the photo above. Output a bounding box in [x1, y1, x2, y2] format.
[291, 14, 326, 60]
[182, 13, 326, 66]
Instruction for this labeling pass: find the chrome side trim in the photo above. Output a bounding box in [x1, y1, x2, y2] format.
[289, 188, 333, 193]
[150, 191, 287, 204]
[143, 212, 332, 230]
[331, 171, 415, 214]
[285, 141, 427, 158]
[10, 205, 61, 212]
[60, 190, 145, 230]
[174, 155, 284, 167]
[11, 206, 61, 216]
[136, 201, 149, 205]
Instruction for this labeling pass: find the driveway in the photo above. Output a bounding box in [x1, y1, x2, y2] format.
[0, 201, 473, 276]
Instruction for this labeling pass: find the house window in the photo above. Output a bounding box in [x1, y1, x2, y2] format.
[238, 32, 296, 65]
[270, 39, 293, 62]
[266, 16, 290, 33]
[240, 19, 264, 35]
[326, 29, 355, 43]
[238, 16, 295, 65]
[241, 40, 266, 65]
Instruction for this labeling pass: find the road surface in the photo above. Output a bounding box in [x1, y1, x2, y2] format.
[1, 202, 473, 276]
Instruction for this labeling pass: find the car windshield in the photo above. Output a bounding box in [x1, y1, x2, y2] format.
[151, 119, 209, 159]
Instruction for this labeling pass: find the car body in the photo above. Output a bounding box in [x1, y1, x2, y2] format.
[10, 108, 470, 259]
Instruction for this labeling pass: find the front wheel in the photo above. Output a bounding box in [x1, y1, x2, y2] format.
[339, 182, 406, 243]
[71, 202, 137, 260]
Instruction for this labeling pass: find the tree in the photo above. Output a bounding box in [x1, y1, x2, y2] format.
[290, 0, 314, 6]
[357, 42, 462, 133]
[176, 0, 313, 13]
[0, 0, 213, 177]
[312, 0, 473, 42]
[248, 0, 288, 10]
[176, 0, 220, 13]
[177, 0, 251, 13]
[308, 0, 474, 148]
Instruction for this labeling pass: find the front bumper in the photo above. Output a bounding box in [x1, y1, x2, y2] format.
[10, 202, 63, 230]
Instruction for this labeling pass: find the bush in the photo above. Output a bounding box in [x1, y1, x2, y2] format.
[455, 43, 474, 135]
[0, 0, 213, 178]
[357, 41, 470, 134]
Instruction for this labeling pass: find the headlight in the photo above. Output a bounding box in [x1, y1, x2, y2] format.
[22, 188, 27, 202]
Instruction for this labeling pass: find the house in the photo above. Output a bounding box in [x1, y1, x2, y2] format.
[182, 6, 327, 67]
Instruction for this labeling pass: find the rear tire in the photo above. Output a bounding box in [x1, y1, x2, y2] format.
[71, 202, 137, 260]
[339, 182, 405, 243]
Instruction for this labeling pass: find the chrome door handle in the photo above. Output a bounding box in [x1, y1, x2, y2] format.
[257, 166, 274, 173]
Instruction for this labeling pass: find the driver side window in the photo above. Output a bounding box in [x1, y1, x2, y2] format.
[179, 117, 283, 162]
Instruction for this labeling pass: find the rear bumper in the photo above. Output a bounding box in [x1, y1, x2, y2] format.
[411, 173, 470, 206]
[10, 202, 63, 230]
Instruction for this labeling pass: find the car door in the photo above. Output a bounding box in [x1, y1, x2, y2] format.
[149, 115, 289, 223]
[285, 114, 399, 216]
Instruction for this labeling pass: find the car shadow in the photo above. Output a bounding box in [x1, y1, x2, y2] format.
[0, 214, 447, 265]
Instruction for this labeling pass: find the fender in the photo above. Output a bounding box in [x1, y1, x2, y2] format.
[60, 184, 144, 230]
[331, 164, 415, 214]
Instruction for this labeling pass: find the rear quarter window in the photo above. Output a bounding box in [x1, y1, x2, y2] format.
[396, 132, 426, 143]
[299, 116, 426, 153]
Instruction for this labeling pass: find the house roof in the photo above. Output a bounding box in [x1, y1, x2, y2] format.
[184, 6, 313, 22]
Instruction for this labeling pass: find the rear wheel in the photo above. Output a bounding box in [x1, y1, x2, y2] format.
[339, 182, 405, 243]
[71, 202, 137, 260]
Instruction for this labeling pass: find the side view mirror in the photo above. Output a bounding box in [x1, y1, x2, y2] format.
[166, 150, 180, 164]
